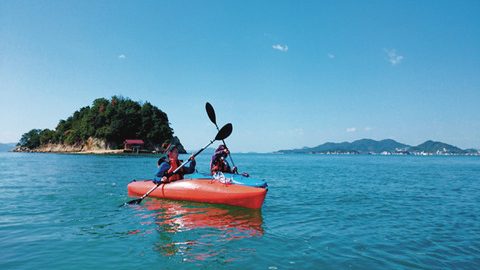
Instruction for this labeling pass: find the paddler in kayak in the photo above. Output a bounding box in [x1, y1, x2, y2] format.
[154, 144, 196, 184]
[210, 144, 237, 175]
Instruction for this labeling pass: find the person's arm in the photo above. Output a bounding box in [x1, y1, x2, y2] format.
[154, 162, 170, 182]
[182, 158, 196, 174]
[214, 149, 224, 156]
[225, 161, 233, 173]
[210, 156, 217, 171]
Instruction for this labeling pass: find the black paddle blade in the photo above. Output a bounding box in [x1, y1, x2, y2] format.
[125, 198, 142, 205]
[205, 102, 217, 125]
[215, 123, 233, 141]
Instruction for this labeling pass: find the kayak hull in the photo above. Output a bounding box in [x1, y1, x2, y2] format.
[185, 172, 268, 188]
[128, 179, 267, 209]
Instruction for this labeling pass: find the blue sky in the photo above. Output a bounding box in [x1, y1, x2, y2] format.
[1, 0, 479, 152]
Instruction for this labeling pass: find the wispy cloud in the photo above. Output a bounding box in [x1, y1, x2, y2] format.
[272, 44, 288, 52]
[385, 49, 403, 65]
[118, 54, 126, 60]
[327, 53, 335, 59]
[346, 127, 357, 132]
[364, 127, 373, 131]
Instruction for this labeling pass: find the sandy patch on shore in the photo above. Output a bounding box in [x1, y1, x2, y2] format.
[78, 149, 125, 154]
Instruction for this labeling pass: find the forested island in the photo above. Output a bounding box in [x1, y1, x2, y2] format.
[14, 96, 186, 154]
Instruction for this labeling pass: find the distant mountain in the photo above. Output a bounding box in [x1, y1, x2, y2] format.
[0, 143, 16, 152]
[277, 139, 477, 155]
[465, 148, 480, 154]
[278, 139, 409, 154]
[408, 140, 465, 154]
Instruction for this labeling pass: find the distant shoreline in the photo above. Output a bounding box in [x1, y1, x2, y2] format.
[272, 151, 480, 156]
[11, 148, 158, 155]
[277, 139, 480, 156]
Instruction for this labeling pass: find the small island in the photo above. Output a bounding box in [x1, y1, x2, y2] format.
[14, 96, 186, 154]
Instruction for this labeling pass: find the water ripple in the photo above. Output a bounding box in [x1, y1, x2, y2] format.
[1, 153, 480, 269]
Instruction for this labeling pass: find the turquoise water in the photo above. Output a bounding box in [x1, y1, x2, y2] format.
[1, 152, 479, 269]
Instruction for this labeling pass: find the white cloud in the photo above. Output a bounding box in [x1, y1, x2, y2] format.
[272, 44, 288, 52]
[327, 53, 335, 59]
[118, 54, 126, 60]
[346, 127, 357, 132]
[364, 127, 372, 131]
[385, 49, 403, 65]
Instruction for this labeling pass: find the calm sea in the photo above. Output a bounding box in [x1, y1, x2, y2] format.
[0, 152, 479, 269]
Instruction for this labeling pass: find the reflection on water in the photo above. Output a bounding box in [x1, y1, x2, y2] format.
[137, 199, 264, 262]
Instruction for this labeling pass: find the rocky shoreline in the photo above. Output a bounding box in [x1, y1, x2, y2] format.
[11, 136, 186, 155]
[13, 137, 143, 154]
[13, 147, 125, 154]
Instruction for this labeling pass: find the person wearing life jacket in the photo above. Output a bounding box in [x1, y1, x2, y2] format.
[153, 144, 196, 184]
[210, 144, 237, 175]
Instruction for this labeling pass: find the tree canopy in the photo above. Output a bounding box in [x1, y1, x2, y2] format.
[18, 96, 183, 150]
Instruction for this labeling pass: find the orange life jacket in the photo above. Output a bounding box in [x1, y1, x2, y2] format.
[167, 159, 183, 181]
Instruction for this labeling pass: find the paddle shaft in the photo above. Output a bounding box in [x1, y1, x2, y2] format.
[213, 122, 236, 169]
[205, 102, 236, 170]
[138, 182, 161, 200]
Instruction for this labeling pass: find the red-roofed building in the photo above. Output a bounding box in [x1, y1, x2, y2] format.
[124, 139, 144, 152]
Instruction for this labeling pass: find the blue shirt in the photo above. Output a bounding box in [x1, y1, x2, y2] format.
[154, 159, 196, 181]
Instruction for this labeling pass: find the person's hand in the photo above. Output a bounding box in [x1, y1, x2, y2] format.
[224, 149, 230, 155]
[189, 155, 195, 161]
[161, 176, 169, 183]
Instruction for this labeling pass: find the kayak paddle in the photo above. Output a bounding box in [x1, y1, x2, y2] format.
[121, 123, 234, 206]
[205, 102, 237, 171]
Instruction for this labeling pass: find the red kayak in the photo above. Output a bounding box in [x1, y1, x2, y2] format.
[128, 179, 267, 209]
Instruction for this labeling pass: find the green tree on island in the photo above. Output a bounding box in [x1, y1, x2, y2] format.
[18, 96, 185, 152]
